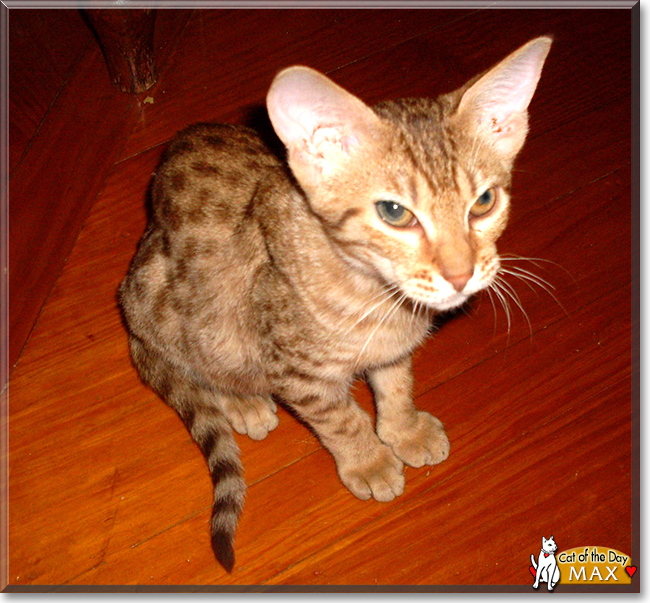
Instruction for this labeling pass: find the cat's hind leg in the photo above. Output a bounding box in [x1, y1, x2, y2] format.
[216, 393, 279, 441]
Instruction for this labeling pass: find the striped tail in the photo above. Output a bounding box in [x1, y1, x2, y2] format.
[128, 336, 246, 572]
[179, 403, 245, 572]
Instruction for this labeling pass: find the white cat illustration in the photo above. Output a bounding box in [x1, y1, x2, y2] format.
[531, 535, 561, 590]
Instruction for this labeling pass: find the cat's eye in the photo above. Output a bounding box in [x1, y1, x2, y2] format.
[375, 201, 417, 228]
[470, 188, 497, 218]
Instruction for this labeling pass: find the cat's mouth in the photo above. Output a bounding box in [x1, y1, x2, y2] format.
[399, 274, 485, 312]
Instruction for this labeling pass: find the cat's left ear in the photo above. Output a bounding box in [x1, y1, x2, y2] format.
[266, 66, 383, 191]
[455, 37, 552, 159]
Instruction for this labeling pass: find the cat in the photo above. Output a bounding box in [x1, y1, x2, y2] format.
[119, 37, 551, 572]
[531, 535, 561, 590]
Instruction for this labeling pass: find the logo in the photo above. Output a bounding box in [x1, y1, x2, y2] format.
[530, 535, 561, 591]
[528, 537, 636, 589]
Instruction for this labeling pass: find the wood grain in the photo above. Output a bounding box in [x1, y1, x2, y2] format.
[6, 7, 635, 591]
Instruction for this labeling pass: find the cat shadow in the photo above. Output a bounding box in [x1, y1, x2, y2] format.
[240, 104, 287, 162]
[430, 305, 470, 332]
[142, 176, 156, 225]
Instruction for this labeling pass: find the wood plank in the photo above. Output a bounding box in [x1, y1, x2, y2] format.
[147, 9, 193, 75]
[14, 9, 91, 81]
[268, 382, 630, 585]
[325, 8, 630, 136]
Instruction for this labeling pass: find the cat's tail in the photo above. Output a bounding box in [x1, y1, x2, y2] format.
[178, 398, 244, 573]
[128, 335, 245, 573]
[530, 554, 537, 569]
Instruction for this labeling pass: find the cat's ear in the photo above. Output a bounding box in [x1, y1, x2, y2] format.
[266, 66, 382, 190]
[455, 37, 552, 159]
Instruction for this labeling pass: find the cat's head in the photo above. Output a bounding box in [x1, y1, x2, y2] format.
[267, 37, 551, 311]
[542, 535, 558, 553]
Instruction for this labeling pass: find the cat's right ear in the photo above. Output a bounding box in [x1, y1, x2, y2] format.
[266, 66, 382, 191]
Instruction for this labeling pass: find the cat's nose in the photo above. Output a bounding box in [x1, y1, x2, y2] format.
[436, 233, 475, 293]
[445, 272, 473, 292]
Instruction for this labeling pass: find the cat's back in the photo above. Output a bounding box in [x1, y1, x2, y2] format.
[152, 122, 283, 232]
[120, 123, 287, 374]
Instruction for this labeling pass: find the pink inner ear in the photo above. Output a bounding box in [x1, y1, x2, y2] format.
[340, 134, 359, 154]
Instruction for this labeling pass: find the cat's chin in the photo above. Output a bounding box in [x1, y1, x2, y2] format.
[408, 292, 470, 313]
[429, 295, 470, 313]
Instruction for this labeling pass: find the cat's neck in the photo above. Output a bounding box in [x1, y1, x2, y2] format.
[258, 185, 431, 357]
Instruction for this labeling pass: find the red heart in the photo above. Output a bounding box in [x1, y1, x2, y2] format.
[529, 566, 536, 577]
[626, 566, 637, 578]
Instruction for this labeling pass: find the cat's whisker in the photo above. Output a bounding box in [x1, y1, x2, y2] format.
[499, 266, 569, 316]
[509, 168, 537, 174]
[489, 280, 512, 346]
[409, 299, 420, 329]
[485, 287, 499, 336]
[499, 268, 540, 296]
[416, 299, 428, 327]
[494, 275, 533, 339]
[494, 274, 525, 311]
[499, 253, 571, 309]
[500, 265, 557, 291]
[354, 292, 408, 367]
[499, 254, 577, 284]
[358, 281, 402, 308]
[337, 283, 401, 332]
[459, 302, 473, 318]
[500, 267, 555, 299]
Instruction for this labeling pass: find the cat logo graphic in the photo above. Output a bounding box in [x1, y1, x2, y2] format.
[530, 535, 561, 591]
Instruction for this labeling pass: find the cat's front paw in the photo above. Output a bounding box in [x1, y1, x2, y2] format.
[337, 444, 404, 502]
[378, 411, 450, 468]
[219, 394, 279, 440]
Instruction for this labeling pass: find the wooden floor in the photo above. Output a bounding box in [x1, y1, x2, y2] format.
[6, 7, 636, 590]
